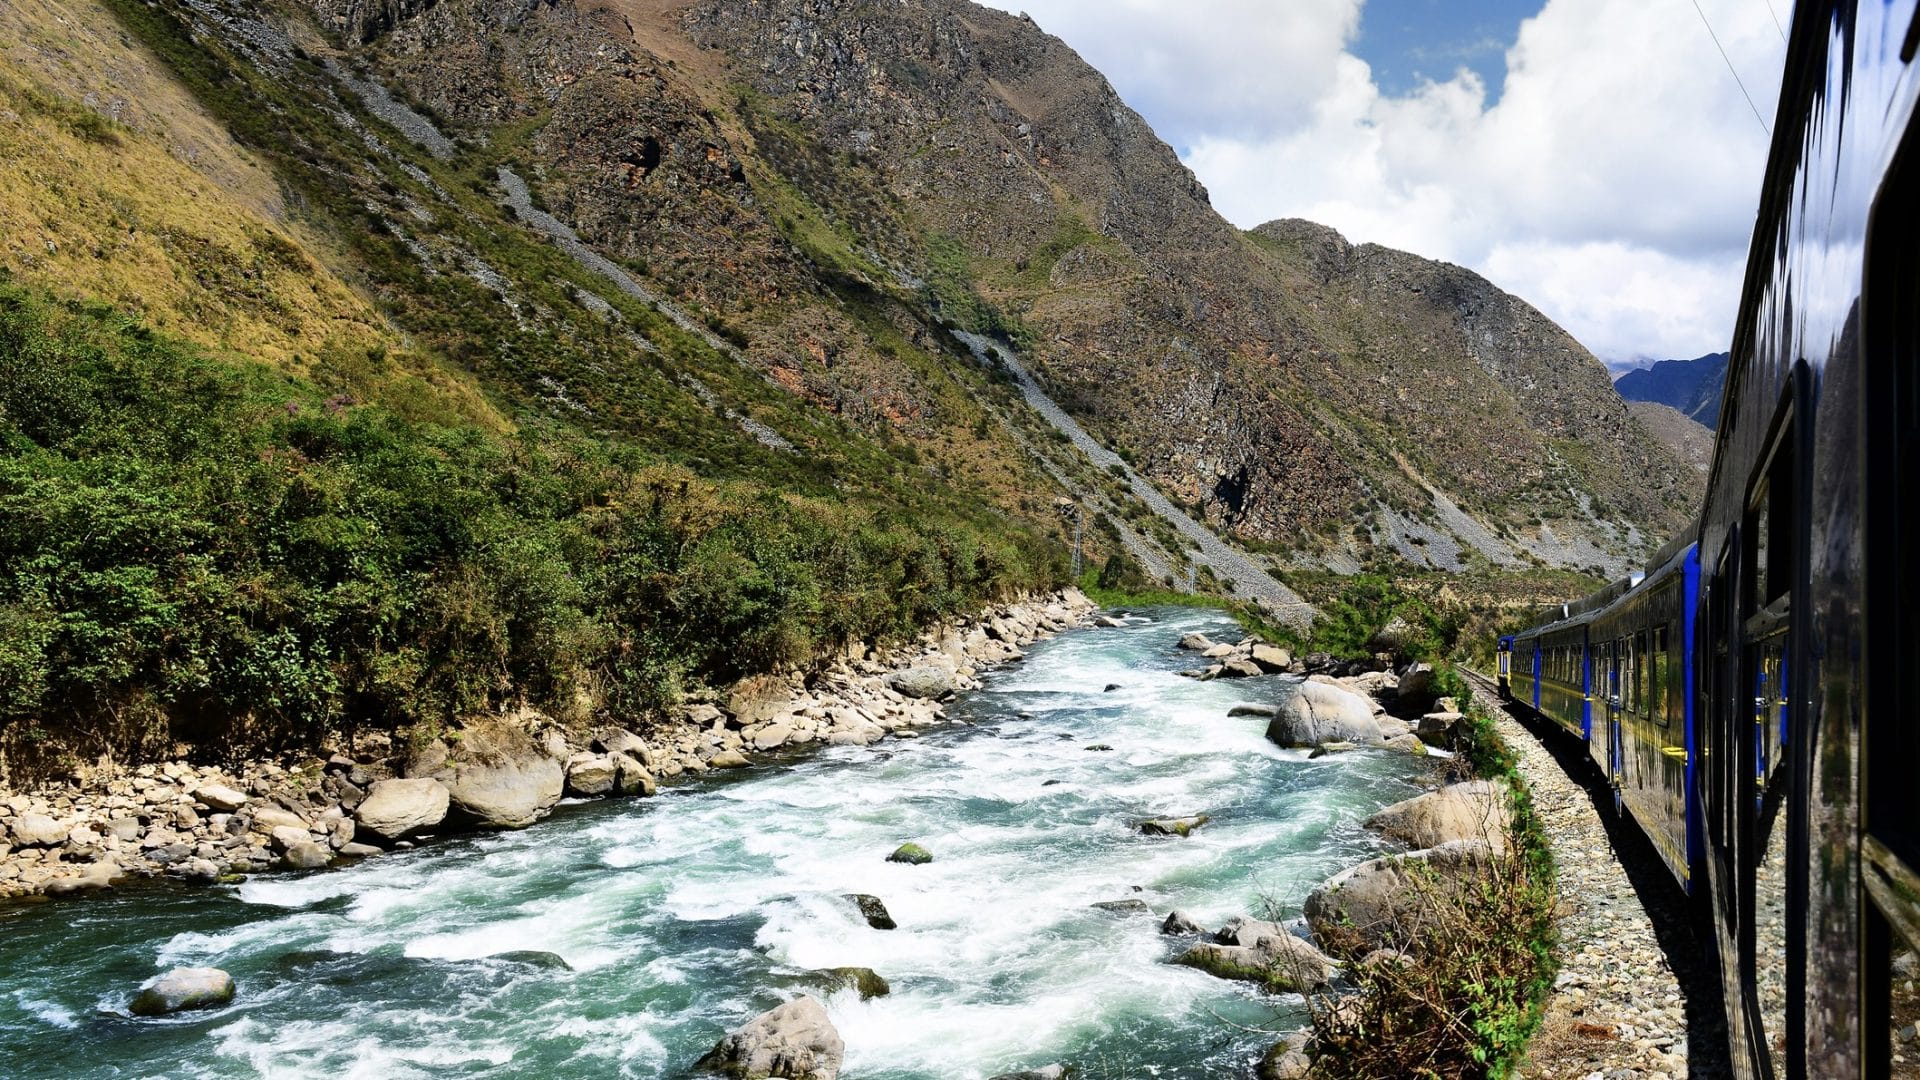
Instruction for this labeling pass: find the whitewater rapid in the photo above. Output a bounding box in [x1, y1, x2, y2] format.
[0, 608, 1426, 1079]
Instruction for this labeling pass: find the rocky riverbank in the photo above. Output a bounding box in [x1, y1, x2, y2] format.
[0, 589, 1098, 902]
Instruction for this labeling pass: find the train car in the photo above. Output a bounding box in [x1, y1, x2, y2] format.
[1498, 4, 1919, 1075]
[1689, 3, 1919, 1076]
[1588, 539, 1702, 889]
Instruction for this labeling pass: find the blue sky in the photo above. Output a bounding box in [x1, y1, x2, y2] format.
[1353, 0, 1539, 99]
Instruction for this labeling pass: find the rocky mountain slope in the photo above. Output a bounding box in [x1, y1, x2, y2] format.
[1615, 352, 1728, 429]
[1626, 401, 1715, 480]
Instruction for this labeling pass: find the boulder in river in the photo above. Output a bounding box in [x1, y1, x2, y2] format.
[708, 750, 752, 769]
[281, 842, 332, 870]
[1218, 658, 1263, 679]
[989, 1068, 1069, 1080]
[843, 893, 897, 930]
[1303, 840, 1497, 958]
[1091, 899, 1151, 914]
[887, 666, 955, 700]
[1227, 703, 1279, 718]
[695, 995, 843, 1080]
[1264, 682, 1385, 748]
[1137, 814, 1210, 837]
[488, 950, 573, 971]
[130, 967, 235, 1016]
[444, 719, 565, 829]
[355, 778, 450, 842]
[798, 966, 890, 1000]
[1161, 910, 1205, 935]
[1365, 780, 1510, 852]
[886, 843, 933, 865]
[1177, 632, 1215, 651]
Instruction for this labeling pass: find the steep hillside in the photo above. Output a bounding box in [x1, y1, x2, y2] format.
[1615, 352, 1728, 429]
[1627, 401, 1714, 479]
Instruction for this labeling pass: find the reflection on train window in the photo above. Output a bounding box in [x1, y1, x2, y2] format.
[1635, 630, 1648, 716]
[1750, 484, 1771, 610]
[1625, 634, 1638, 713]
[1651, 625, 1671, 726]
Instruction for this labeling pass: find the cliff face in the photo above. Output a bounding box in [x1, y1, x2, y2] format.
[17, 0, 1695, 576]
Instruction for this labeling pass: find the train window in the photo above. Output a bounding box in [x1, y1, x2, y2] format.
[1634, 630, 1648, 714]
[1651, 626, 1670, 726]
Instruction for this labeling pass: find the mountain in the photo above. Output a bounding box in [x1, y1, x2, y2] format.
[1614, 352, 1728, 429]
[1626, 401, 1714, 479]
[0, 0, 1700, 768]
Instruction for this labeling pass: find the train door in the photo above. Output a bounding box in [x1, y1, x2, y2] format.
[1603, 636, 1623, 812]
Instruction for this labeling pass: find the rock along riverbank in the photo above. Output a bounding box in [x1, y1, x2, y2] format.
[0, 589, 1098, 902]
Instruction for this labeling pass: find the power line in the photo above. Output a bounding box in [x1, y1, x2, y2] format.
[1690, 0, 1773, 136]
[1759, 0, 1788, 43]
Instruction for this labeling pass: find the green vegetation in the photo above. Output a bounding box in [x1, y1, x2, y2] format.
[1272, 565, 1604, 664]
[1307, 668, 1559, 1079]
[0, 284, 1059, 780]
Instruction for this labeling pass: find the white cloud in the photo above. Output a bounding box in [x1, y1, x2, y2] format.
[986, 0, 1787, 364]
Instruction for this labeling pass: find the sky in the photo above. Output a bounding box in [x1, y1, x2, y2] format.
[977, 0, 1791, 368]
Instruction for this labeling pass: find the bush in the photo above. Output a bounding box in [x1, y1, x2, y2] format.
[0, 285, 1059, 779]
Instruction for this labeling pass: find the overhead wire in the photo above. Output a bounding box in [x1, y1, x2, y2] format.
[1759, 0, 1788, 43]
[1690, 0, 1773, 136]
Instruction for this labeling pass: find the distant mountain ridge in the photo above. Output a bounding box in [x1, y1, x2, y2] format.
[1615, 352, 1728, 430]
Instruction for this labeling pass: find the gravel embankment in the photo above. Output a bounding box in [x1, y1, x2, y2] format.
[1467, 673, 1730, 1079]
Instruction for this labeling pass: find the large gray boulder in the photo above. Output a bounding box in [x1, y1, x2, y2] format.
[886, 666, 955, 700]
[1264, 681, 1386, 748]
[355, 778, 450, 842]
[129, 967, 235, 1016]
[695, 995, 844, 1079]
[1365, 780, 1511, 852]
[444, 721, 565, 829]
[1303, 840, 1496, 958]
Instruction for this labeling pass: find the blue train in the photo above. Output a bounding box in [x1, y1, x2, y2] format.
[1498, 3, 1918, 1077]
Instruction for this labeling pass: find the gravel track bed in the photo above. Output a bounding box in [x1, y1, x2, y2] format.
[1465, 671, 1731, 1079]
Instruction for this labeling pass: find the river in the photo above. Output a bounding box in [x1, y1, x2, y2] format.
[0, 608, 1427, 1079]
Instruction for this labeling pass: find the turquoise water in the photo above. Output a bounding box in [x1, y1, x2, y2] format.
[0, 608, 1426, 1079]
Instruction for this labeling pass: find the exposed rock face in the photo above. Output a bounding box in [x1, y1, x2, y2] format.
[129, 967, 235, 1016]
[354, 778, 450, 842]
[1264, 682, 1385, 748]
[1303, 840, 1497, 958]
[696, 996, 844, 1080]
[1365, 780, 1511, 851]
